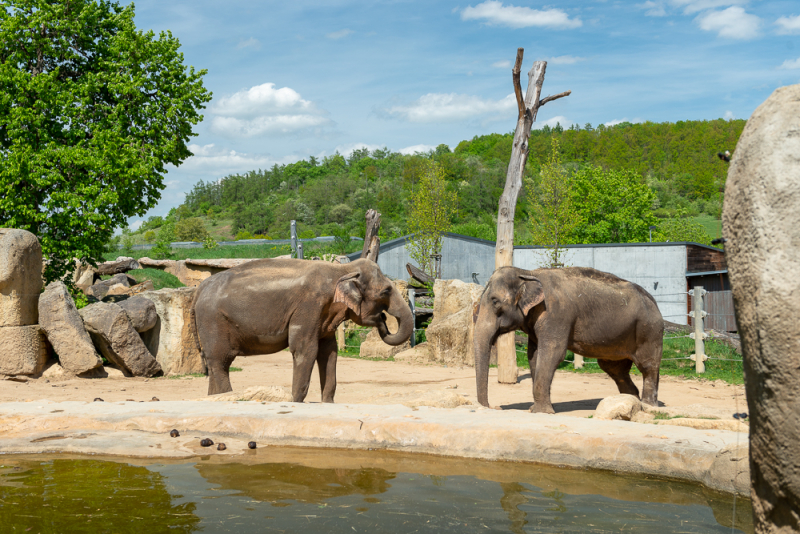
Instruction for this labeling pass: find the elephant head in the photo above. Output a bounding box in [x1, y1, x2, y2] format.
[333, 259, 413, 346]
[474, 267, 544, 407]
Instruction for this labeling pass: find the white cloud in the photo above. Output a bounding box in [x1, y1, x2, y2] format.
[533, 116, 570, 129]
[779, 57, 800, 69]
[670, 0, 748, 15]
[326, 29, 354, 39]
[209, 83, 332, 138]
[236, 37, 260, 50]
[492, 60, 511, 68]
[332, 143, 383, 158]
[695, 7, 761, 39]
[724, 110, 735, 119]
[604, 117, 644, 127]
[386, 93, 516, 123]
[399, 144, 437, 155]
[180, 144, 280, 173]
[129, 220, 144, 231]
[639, 1, 666, 17]
[461, 1, 582, 29]
[776, 15, 800, 35]
[545, 55, 586, 65]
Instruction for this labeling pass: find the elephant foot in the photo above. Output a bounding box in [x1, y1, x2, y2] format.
[207, 382, 233, 396]
[530, 403, 555, 414]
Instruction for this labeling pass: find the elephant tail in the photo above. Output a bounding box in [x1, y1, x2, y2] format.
[189, 288, 207, 373]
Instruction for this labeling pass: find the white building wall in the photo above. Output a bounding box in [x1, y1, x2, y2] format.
[514, 245, 688, 325]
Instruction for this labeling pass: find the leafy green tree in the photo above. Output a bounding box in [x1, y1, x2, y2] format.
[234, 202, 274, 235]
[527, 139, 578, 267]
[407, 161, 458, 277]
[571, 166, 657, 243]
[0, 0, 211, 282]
[654, 212, 713, 245]
[174, 217, 208, 242]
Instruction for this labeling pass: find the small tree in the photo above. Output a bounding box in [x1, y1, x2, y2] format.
[0, 0, 211, 282]
[653, 210, 713, 245]
[407, 161, 458, 278]
[174, 217, 208, 242]
[527, 139, 577, 268]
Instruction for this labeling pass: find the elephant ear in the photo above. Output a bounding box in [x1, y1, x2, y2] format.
[516, 275, 545, 316]
[334, 272, 363, 315]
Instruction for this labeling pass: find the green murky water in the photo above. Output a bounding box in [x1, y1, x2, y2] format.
[0, 449, 753, 533]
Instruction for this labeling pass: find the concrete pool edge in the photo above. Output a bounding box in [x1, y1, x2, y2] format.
[0, 400, 750, 496]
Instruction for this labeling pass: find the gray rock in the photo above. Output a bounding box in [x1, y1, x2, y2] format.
[79, 302, 161, 377]
[97, 258, 141, 276]
[0, 228, 43, 326]
[116, 296, 158, 333]
[722, 83, 800, 532]
[85, 273, 135, 300]
[38, 281, 102, 374]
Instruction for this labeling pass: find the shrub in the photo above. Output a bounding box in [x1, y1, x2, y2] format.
[174, 217, 208, 242]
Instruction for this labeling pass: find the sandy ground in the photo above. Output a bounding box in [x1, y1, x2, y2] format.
[0, 352, 747, 419]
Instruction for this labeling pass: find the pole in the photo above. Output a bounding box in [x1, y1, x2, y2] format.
[290, 220, 298, 258]
[692, 286, 707, 373]
[573, 353, 584, 369]
[297, 241, 304, 260]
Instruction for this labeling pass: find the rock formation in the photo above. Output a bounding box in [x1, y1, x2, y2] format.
[723, 84, 800, 533]
[139, 287, 206, 376]
[0, 229, 49, 376]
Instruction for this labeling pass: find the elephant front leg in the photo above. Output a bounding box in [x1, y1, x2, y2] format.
[316, 337, 338, 403]
[289, 325, 320, 403]
[530, 339, 567, 414]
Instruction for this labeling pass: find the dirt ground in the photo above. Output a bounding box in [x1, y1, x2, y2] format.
[0, 352, 747, 419]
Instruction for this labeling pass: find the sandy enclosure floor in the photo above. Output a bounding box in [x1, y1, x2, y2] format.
[0, 352, 747, 418]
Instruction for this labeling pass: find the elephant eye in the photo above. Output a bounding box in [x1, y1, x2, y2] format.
[491, 298, 499, 307]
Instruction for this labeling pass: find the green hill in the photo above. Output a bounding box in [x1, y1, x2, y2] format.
[124, 119, 743, 248]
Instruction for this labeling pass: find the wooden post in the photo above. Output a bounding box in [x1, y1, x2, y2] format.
[336, 323, 345, 351]
[573, 353, 584, 369]
[290, 220, 298, 258]
[692, 286, 707, 373]
[360, 209, 381, 262]
[495, 48, 571, 384]
[408, 287, 416, 348]
[297, 241, 304, 260]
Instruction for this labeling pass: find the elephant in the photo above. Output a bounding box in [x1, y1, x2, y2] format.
[192, 258, 413, 401]
[473, 266, 664, 414]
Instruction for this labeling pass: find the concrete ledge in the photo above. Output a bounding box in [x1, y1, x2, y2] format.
[0, 400, 750, 496]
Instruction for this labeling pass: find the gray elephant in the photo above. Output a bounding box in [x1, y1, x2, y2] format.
[192, 258, 413, 401]
[473, 266, 664, 414]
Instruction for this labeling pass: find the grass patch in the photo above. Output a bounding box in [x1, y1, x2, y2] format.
[127, 268, 185, 289]
[168, 372, 206, 379]
[514, 333, 743, 385]
[230, 367, 243, 372]
[690, 215, 722, 242]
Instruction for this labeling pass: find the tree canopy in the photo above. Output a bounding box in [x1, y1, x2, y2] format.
[0, 0, 211, 281]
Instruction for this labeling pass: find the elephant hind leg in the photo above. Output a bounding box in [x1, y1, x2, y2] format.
[201, 324, 238, 396]
[635, 340, 662, 407]
[597, 358, 640, 398]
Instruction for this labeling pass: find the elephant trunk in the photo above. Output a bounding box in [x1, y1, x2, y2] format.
[474, 305, 494, 408]
[376, 289, 414, 346]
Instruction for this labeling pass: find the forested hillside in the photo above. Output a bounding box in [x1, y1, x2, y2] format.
[128, 119, 743, 248]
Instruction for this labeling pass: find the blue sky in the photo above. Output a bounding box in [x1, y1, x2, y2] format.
[126, 0, 800, 226]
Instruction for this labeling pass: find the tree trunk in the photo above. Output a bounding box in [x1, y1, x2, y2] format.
[360, 209, 381, 262]
[495, 49, 570, 384]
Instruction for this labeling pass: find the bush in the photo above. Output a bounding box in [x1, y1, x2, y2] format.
[451, 221, 497, 241]
[174, 217, 208, 242]
[234, 203, 274, 235]
[143, 230, 156, 243]
[235, 230, 254, 241]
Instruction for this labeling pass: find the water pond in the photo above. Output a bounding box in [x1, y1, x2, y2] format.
[0, 447, 752, 533]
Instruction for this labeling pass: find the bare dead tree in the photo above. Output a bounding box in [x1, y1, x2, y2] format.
[495, 49, 571, 384]
[360, 209, 381, 262]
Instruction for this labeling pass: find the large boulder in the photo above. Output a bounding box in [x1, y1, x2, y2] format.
[116, 296, 158, 333]
[79, 302, 162, 377]
[722, 84, 800, 532]
[97, 257, 140, 276]
[425, 279, 488, 366]
[37, 281, 102, 374]
[0, 325, 50, 376]
[358, 279, 412, 360]
[139, 287, 206, 376]
[0, 228, 43, 327]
